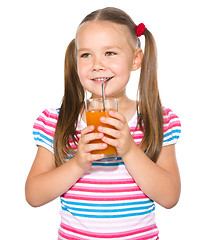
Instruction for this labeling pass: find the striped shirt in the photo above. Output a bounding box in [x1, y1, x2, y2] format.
[33, 108, 181, 240]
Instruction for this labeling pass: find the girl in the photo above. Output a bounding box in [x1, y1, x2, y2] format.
[26, 7, 181, 240]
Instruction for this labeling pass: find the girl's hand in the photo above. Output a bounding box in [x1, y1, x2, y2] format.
[98, 111, 136, 158]
[75, 125, 107, 171]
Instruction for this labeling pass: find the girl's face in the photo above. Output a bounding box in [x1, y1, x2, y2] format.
[76, 20, 141, 98]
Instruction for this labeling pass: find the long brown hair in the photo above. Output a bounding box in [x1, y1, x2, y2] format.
[54, 7, 163, 166]
[53, 39, 85, 166]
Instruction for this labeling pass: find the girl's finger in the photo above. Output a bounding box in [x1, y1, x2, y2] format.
[82, 132, 104, 144]
[101, 135, 118, 148]
[86, 153, 105, 161]
[97, 126, 120, 139]
[85, 142, 107, 153]
[100, 116, 124, 130]
[108, 111, 126, 123]
[81, 125, 94, 137]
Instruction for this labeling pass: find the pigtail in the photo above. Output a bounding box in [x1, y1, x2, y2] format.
[54, 39, 84, 166]
[138, 29, 163, 163]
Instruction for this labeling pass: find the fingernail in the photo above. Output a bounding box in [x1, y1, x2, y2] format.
[100, 117, 105, 121]
[98, 133, 103, 137]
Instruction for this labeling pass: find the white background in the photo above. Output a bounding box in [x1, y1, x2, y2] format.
[1, 0, 207, 239]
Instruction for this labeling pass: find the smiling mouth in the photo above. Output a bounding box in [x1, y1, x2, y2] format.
[92, 76, 114, 82]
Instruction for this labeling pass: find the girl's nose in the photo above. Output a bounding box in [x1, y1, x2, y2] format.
[92, 57, 105, 71]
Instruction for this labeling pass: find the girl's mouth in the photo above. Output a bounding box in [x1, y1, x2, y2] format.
[92, 76, 114, 82]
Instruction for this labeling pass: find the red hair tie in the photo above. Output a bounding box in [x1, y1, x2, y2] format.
[136, 23, 147, 37]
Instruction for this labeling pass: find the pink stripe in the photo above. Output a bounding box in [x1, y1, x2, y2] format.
[69, 137, 80, 144]
[129, 127, 141, 132]
[43, 109, 58, 120]
[33, 123, 54, 137]
[66, 143, 78, 150]
[163, 108, 171, 116]
[61, 193, 148, 201]
[76, 178, 136, 184]
[70, 145, 78, 150]
[132, 233, 158, 240]
[37, 115, 57, 128]
[58, 230, 81, 240]
[134, 231, 159, 240]
[163, 115, 180, 125]
[163, 120, 181, 132]
[163, 109, 181, 129]
[60, 223, 157, 238]
[132, 133, 144, 139]
[69, 186, 141, 193]
[168, 120, 181, 128]
[163, 111, 179, 123]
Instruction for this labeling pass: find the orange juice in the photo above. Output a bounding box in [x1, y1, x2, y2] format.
[86, 109, 117, 155]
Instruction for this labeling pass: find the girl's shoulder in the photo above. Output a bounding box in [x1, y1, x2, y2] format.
[32, 108, 60, 153]
[162, 107, 181, 146]
[163, 107, 181, 128]
[33, 108, 60, 134]
[129, 107, 181, 146]
[39, 108, 60, 119]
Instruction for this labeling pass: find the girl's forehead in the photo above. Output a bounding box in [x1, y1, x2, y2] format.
[77, 20, 127, 32]
[76, 20, 135, 50]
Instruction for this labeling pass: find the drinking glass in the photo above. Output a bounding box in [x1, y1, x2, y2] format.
[85, 98, 118, 160]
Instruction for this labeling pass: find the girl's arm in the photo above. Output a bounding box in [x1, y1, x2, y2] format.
[25, 146, 85, 207]
[25, 126, 106, 207]
[122, 143, 181, 209]
[99, 111, 181, 209]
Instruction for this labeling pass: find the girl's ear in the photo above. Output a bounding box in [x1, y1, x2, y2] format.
[132, 48, 143, 71]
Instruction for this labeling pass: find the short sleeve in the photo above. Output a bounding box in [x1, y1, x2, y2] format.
[32, 108, 59, 153]
[163, 108, 181, 146]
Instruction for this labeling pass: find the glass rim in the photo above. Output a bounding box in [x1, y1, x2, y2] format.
[86, 98, 118, 102]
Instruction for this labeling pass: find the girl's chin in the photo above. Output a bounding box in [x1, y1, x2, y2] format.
[89, 88, 117, 98]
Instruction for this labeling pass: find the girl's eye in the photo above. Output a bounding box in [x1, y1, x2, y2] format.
[80, 53, 91, 58]
[105, 52, 116, 56]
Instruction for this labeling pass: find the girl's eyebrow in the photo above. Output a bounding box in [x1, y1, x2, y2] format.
[77, 48, 91, 52]
[77, 46, 121, 52]
[103, 46, 122, 50]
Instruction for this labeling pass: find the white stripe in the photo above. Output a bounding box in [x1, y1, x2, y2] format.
[75, 182, 138, 188]
[64, 190, 143, 196]
[60, 211, 156, 231]
[60, 217, 156, 234]
[61, 197, 152, 205]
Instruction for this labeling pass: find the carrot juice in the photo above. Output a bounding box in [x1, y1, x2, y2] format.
[85, 98, 118, 158]
[86, 110, 117, 155]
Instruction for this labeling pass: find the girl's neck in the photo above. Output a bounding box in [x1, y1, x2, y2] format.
[117, 94, 132, 107]
[117, 96, 137, 122]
